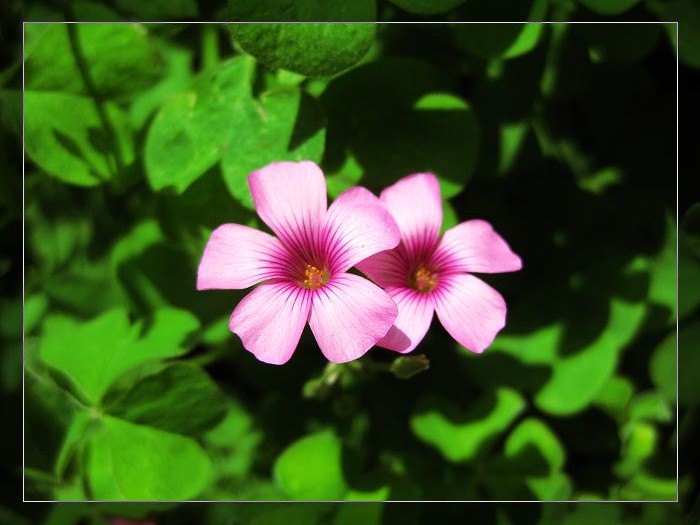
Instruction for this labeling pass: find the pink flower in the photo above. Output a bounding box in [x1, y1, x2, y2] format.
[197, 161, 400, 365]
[357, 173, 522, 354]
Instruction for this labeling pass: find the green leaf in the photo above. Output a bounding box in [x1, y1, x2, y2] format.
[146, 56, 327, 204]
[617, 470, 677, 501]
[334, 498, 385, 525]
[204, 401, 262, 481]
[536, 298, 646, 415]
[229, 2, 376, 77]
[410, 388, 525, 462]
[650, 333, 676, 404]
[85, 415, 211, 500]
[129, 41, 194, 129]
[452, 0, 547, 60]
[322, 58, 478, 196]
[71, 0, 124, 20]
[387, 0, 466, 15]
[441, 200, 459, 233]
[505, 418, 565, 472]
[25, 91, 135, 186]
[647, 216, 677, 322]
[25, 23, 163, 100]
[145, 56, 254, 193]
[577, 0, 640, 16]
[40, 308, 200, 405]
[488, 418, 571, 500]
[42, 258, 125, 317]
[26, 201, 93, 271]
[493, 295, 646, 416]
[562, 505, 622, 524]
[651, 2, 700, 68]
[616, 420, 657, 478]
[274, 430, 348, 500]
[110, 219, 240, 325]
[2, 294, 46, 339]
[490, 323, 561, 364]
[593, 375, 635, 421]
[221, 88, 326, 209]
[627, 391, 673, 423]
[378, 92, 479, 198]
[55, 410, 93, 479]
[0, 89, 21, 137]
[104, 362, 227, 437]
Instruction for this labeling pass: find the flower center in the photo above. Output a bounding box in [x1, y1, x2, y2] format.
[301, 264, 330, 290]
[411, 266, 438, 293]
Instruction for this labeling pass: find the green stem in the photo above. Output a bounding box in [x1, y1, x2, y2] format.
[201, 26, 221, 71]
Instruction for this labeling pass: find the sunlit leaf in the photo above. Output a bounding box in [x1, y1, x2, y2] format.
[650, 333, 675, 404]
[505, 418, 565, 471]
[492, 293, 646, 416]
[411, 388, 525, 462]
[536, 298, 646, 415]
[84, 415, 211, 500]
[145, 56, 255, 193]
[25, 23, 162, 99]
[220, 88, 326, 209]
[274, 430, 347, 500]
[616, 420, 657, 478]
[627, 391, 673, 424]
[130, 41, 193, 129]
[54, 410, 92, 480]
[40, 308, 200, 405]
[25, 91, 135, 186]
[593, 375, 635, 421]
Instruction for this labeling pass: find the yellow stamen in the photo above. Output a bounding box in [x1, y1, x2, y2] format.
[411, 267, 438, 293]
[302, 264, 329, 289]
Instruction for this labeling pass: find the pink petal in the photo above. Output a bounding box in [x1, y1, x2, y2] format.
[433, 273, 507, 354]
[309, 274, 398, 363]
[197, 224, 291, 290]
[248, 161, 327, 256]
[432, 220, 522, 274]
[356, 249, 409, 288]
[229, 280, 312, 365]
[377, 287, 435, 354]
[322, 187, 400, 274]
[380, 173, 443, 257]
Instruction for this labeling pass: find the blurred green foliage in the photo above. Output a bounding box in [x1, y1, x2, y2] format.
[1, 0, 697, 523]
